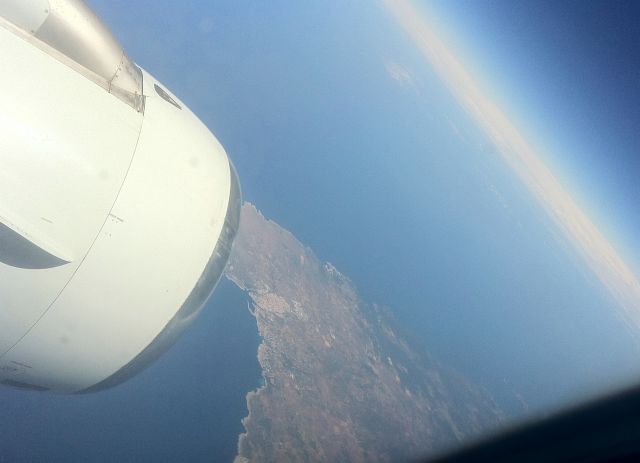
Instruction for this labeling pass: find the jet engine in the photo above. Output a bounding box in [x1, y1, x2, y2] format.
[0, 0, 240, 393]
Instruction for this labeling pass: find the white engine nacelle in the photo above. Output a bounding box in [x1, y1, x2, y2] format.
[0, 0, 241, 393]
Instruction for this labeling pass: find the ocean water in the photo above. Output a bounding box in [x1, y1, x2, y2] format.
[0, 278, 261, 463]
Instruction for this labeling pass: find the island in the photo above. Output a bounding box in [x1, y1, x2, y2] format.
[226, 203, 503, 462]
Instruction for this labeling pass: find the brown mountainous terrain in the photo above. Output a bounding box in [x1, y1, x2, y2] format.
[226, 203, 503, 462]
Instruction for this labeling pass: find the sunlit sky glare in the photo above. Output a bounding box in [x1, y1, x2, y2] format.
[407, 1, 640, 280]
[384, 0, 640, 335]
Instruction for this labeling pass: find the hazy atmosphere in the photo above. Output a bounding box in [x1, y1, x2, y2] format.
[3, 1, 640, 461]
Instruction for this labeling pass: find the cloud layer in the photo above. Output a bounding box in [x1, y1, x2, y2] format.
[384, 0, 640, 333]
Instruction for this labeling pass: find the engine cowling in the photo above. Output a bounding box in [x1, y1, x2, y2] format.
[0, 0, 240, 393]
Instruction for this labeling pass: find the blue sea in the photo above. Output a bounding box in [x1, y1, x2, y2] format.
[0, 278, 261, 463]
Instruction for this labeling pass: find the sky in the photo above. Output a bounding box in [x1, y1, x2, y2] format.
[3, 1, 640, 461]
[420, 0, 640, 275]
[384, 0, 640, 339]
[86, 0, 640, 412]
